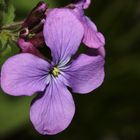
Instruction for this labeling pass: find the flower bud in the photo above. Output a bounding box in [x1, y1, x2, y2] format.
[18, 38, 44, 58]
[22, 1, 48, 29]
[29, 32, 45, 48]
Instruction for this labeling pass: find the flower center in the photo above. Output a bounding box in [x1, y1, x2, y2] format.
[51, 67, 60, 77]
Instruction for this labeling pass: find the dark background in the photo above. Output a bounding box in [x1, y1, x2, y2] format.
[0, 0, 140, 139]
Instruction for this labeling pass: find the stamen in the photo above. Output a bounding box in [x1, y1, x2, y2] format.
[52, 67, 60, 77]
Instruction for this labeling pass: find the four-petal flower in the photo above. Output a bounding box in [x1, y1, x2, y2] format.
[0, 7, 105, 135]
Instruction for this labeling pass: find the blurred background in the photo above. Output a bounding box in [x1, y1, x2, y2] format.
[0, 0, 140, 139]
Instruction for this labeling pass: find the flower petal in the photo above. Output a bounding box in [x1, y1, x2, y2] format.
[1, 54, 50, 96]
[63, 54, 105, 94]
[43, 8, 84, 65]
[98, 46, 106, 58]
[83, 16, 105, 49]
[73, 0, 91, 9]
[30, 79, 75, 135]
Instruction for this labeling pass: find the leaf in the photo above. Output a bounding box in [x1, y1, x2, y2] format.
[0, 30, 9, 53]
[0, 43, 19, 66]
[0, 30, 19, 66]
[0, 0, 15, 25]
[3, 1, 15, 24]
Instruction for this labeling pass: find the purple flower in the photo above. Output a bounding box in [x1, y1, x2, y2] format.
[1, 9, 105, 135]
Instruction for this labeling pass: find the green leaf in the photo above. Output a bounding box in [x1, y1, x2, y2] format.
[0, 30, 19, 66]
[0, 43, 19, 66]
[3, 1, 15, 24]
[0, 0, 15, 25]
[0, 30, 9, 54]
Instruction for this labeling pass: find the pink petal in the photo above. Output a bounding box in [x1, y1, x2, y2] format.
[83, 16, 105, 49]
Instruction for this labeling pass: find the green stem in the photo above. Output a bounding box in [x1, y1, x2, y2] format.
[0, 21, 24, 30]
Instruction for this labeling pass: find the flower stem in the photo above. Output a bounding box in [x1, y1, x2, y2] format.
[0, 21, 24, 30]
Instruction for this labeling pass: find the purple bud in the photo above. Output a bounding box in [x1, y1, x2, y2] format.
[18, 38, 44, 58]
[29, 32, 45, 48]
[22, 1, 48, 29]
[18, 31, 45, 50]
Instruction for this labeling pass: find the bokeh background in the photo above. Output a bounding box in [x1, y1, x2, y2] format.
[0, 0, 140, 139]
